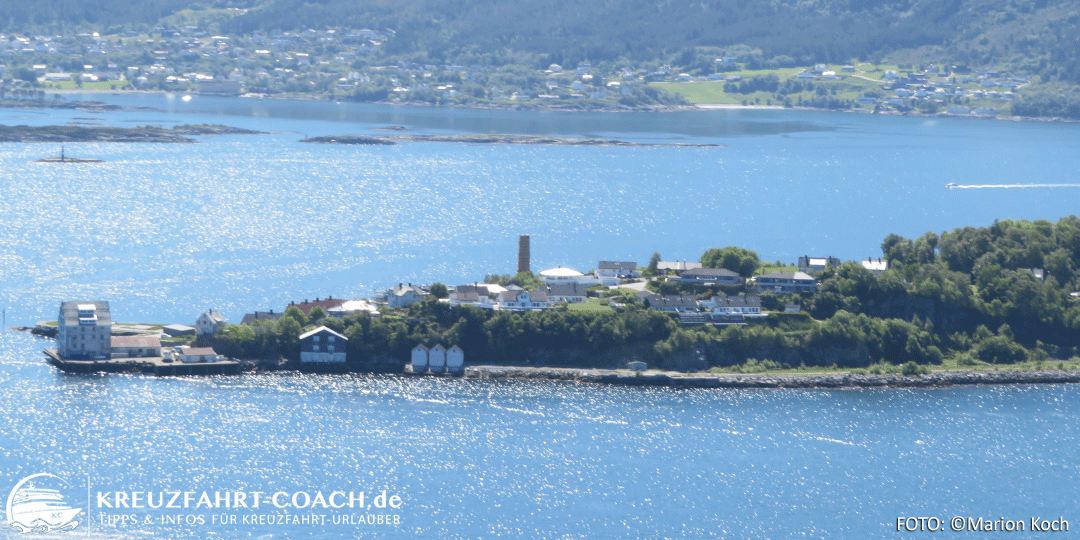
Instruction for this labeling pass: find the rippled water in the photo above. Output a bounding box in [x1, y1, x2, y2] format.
[1, 332, 1077, 539]
[2, 98, 1079, 538]
[2, 96, 1079, 324]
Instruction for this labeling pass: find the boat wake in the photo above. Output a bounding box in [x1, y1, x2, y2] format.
[949, 183, 1080, 189]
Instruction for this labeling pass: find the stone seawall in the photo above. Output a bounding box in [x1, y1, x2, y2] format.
[463, 365, 1080, 389]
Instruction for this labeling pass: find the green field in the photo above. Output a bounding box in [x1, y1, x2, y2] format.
[653, 69, 884, 107]
[566, 299, 615, 313]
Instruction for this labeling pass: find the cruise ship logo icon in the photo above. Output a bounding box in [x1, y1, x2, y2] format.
[5, 474, 82, 533]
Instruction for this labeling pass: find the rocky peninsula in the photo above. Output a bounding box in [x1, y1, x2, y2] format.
[2, 123, 266, 143]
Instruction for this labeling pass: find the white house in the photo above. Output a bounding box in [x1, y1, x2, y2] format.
[387, 283, 427, 307]
[299, 326, 347, 364]
[539, 267, 597, 285]
[196, 310, 227, 336]
[446, 345, 464, 374]
[752, 272, 818, 293]
[546, 282, 588, 304]
[656, 261, 702, 274]
[428, 344, 446, 373]
[646, 296, 699, 313]
[57, 301, 112, 360]
[178, 347, 220, 363]
[498, 290, 549, 311]
[411, 344, 429, 372]
[704, 295, 765, 318]
[327, 299, 380, 318]
[597, 261, 638, 285]
[797, 256, 840, 273]
[861, 258, 888, 274]
[676, 268, 741, 285]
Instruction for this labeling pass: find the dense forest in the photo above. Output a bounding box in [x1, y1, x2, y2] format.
[203, 216, 1080, 373]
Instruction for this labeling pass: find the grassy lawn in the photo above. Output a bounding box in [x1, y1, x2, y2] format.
[756, 264, 799, 274]
[42, 80, 130, 91]
[567, 299, 615, 313]
[654, 69, 885, 106]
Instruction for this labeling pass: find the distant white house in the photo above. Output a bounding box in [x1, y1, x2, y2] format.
[196, 310, 228, 336]
[178, 347, 220, 363]
[539, 267, 597, 285]
[299, 326, 347, 364]
[752, 272, 818, 293]
[387, 283, 427, 307]
[675, 268, 740, 285]
[597, 261, 638, 285]
[446, 345, 464, 374]
[498, 290, 549, 311]
[656, 261, 702, 274]
[861, 258, 888, 274]
[411, 344, 429, 372]
[327, 299, 380, 318]
[701, 295, 765, 317]
[546, 282, 588, 304]
[428, 344, 447, 373]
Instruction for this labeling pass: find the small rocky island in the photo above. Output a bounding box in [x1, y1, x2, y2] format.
[3, 123, 266, 144]
[302, 133, 723, 147]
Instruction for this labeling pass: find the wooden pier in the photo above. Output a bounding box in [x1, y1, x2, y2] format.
[44, 349, 241, 376]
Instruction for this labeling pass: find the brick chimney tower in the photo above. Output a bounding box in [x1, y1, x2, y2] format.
[517, 234, 530, 273]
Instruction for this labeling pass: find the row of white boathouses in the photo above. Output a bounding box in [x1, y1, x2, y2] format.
[412, 344, 464, 374]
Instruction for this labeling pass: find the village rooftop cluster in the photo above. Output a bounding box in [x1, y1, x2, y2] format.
[51, 241, 897, 372]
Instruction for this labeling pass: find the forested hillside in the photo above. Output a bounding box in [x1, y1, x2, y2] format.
[4, 0, 1080, 85]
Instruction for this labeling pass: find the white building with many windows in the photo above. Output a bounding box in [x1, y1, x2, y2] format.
[57, 301, 112, 360]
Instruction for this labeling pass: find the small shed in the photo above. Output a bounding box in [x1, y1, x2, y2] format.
[163, 324, 195, 337]
[428, 344, 447, 373]
[179, 347, 219, 363]
[411, 345, 429, 372]
[446, 345, 464, 373]
[627, 361, 647, 371]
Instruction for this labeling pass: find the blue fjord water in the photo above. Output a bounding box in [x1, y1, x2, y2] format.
[1, 97, 1079, 538]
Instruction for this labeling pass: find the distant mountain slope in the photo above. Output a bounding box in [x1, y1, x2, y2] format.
[4, 0, 1080, 84]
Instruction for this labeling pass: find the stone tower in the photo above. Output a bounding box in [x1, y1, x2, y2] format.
[517, 235, 530, 273]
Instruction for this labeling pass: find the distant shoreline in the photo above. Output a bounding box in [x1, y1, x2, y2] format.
[39, 89, 1079, 123]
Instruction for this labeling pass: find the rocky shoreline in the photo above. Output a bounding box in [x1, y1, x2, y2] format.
[0, 123, 265, 143]
[302, 133, 723, 147]
[462, 365, 1080, 389]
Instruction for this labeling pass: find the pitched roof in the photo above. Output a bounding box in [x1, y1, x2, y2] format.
[757, 272, 816, 281]
[290, 297, 348, 314]
[299, 325, 348, 341]
[201, 310, 227, 324]
[111, 335, 162, 348]
[499, 290, 548, 302]
[241, 311, 284, 325]
[598, 261, 637, 271]
[649, 295, 699, 308]
[681, 268, 739, 278]
[710, 295, 761, 308]
[181, 347, 217, 356]
[546, 282, 588, 297]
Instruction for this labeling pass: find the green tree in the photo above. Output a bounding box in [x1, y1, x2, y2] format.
[700, 247, 759, 277]
[430, 283, 449, 299]
[308, 306, 327, 323]
[646, 252, 661, 277]
[283, 305, 309, 327]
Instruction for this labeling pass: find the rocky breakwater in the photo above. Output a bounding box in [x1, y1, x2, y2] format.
[464, 366, 1080, 389]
